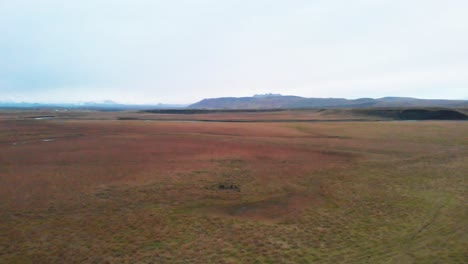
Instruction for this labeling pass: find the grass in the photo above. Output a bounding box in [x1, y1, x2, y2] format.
[0, 116, 466, 263]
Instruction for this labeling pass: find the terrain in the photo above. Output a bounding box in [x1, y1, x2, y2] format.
[0, 109, 467, 263]
[2, 96, 467, 111]
[189, 95, 468, 109]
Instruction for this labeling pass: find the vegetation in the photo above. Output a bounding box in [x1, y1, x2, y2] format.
[0, 112, 466, 263]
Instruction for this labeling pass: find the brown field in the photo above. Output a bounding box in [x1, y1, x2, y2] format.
[0, 108, 387, 122]
[0, 110, 467, 263]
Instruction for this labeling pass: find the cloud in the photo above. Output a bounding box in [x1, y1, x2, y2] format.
[1, 0, 467, 103]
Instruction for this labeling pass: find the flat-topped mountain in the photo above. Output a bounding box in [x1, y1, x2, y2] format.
[188, 95, 468, 109]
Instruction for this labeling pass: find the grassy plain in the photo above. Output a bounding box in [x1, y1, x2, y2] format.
[0, 111, 467, 263]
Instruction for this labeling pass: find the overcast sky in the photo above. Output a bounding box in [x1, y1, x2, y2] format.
[1, 0, 467, 104]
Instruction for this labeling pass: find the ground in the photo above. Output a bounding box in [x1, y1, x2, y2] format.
[0, 110, 467, 263]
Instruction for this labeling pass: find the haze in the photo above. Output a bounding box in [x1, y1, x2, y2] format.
[1, 0, 467, 104]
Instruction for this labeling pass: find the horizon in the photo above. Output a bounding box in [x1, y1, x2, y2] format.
[1, 1, 467, 104]
[1, 94, 467, 106]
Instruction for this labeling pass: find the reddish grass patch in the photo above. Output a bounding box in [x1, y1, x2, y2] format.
[0, 120, 350, 211]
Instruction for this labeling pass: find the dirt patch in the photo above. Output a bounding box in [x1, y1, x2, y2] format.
[218, 184, 240, 191]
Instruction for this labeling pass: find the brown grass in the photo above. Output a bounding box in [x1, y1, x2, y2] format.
[0, 113, 467, 263]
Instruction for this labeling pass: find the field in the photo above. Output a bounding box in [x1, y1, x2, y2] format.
[0, 110, 467, 263]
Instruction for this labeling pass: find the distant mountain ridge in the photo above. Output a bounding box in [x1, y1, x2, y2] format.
[0, 101, 188, 110]
[188, 95, 468, 109]
[2, 96, 467, 110]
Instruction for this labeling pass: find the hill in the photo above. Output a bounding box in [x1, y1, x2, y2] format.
[188, 95, 468, 109]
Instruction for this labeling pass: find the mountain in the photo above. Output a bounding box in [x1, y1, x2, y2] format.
[0, 101, 188, 110]
[2, 96, 467, 110]
[188, 95, 468, 109]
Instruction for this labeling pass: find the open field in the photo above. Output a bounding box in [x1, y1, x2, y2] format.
[1, 107, 466, 122]
[0, 110, 467, 263]
[0, 108, 371, 122]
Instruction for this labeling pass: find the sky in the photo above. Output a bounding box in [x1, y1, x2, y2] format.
[1, 0, 467, 104]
